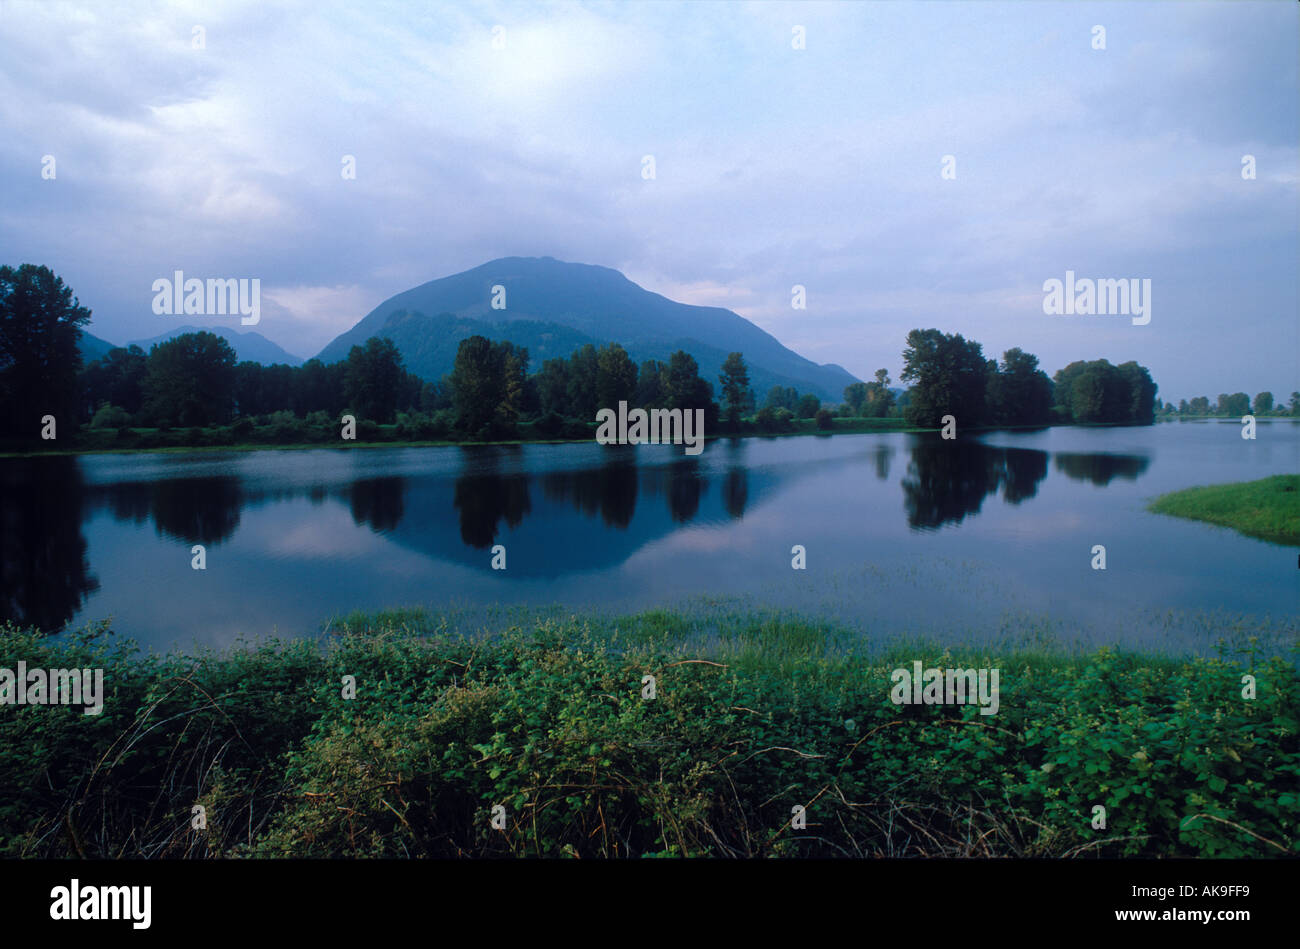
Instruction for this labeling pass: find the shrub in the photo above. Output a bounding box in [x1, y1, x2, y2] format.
[535, 410, 565, 438]
[89, 403, 131, 429]
[3, 615, 1294, 860]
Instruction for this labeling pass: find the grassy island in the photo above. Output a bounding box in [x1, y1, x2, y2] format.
[1148, 475, 1300, 546]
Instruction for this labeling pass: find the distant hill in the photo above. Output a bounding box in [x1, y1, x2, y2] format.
[316, 257, 859, 400]
[128, 325, 303, 366]
[367, 311, 603, 382]
[77, 330, 116, 363]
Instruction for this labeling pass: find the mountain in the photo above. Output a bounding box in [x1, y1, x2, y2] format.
[128, 325, 304, 366]
[77, 329, 117, 363]
[316, 257, 859, 400]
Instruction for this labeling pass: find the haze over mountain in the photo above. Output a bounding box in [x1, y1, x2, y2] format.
[317, 257, 859, 401]
[127, 326, 304, 366]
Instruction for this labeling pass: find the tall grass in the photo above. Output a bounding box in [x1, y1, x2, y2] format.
[1, 609, 1295, 858]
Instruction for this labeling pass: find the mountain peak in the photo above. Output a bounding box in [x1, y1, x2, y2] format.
[317, 259, 859, 400]
[127, 325, 304, 366]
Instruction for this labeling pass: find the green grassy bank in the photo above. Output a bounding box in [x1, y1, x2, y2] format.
[2, 608, 1295, 859]
[1148, 475, 1300, 546]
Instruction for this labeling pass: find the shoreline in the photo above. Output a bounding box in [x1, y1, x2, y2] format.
[0, 417, 929, 457]
[0, 417, 1220, 459]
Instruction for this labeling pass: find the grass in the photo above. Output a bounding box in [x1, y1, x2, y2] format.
[1148, 475, 1300, 546]
[2, 607, 1295, 859]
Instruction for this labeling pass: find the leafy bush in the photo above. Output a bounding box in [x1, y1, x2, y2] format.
[89, 403, 131, 429]
[1, 614, 1294, 859]
[534, 410, 565, 438]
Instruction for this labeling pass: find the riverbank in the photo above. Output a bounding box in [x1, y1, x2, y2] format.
[1148, 475, 1300, 546]
[8, 415, 1248, 458]
[3, 608, 1294, 859]
[0, 415, 928, 457]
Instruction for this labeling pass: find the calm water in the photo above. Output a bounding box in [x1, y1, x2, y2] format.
[3, 421, 1296, 655]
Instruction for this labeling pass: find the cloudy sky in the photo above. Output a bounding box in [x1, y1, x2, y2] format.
[1, 0, 1295, 401]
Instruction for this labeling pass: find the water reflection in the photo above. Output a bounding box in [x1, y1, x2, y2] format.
[151, 477, 243, 545]
[0, 457, 100, 630]
[1, 434, 1163, 632]
[902, 439, 1050, 530]
[665, 458, 705, 523]
[872, 445, 893, 482]
[348, 477, 406, 533]
[1002, 448, 1049, 504]
[1054, 452, 1151, 485]
[542, 452, 638, 527]
[86, 477, 249, 545]
[724, 467, 748, 519]
[454, 471, 531, 549]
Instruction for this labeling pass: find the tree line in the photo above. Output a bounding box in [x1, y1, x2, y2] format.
[77, 334, 427, 430]
[898, 329, 1157, 427]
[467, 340, 722, 439]
[18, 263, 1293, 448]
[1157, 392, 1293, 418]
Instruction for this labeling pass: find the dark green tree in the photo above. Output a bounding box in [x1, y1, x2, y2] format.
[536, 357, 572, 417]
[900, 328, 990, 427]
[1211, 392, 1253, 416]
[293, 358, 346, 417]
[763, 385, 799, 412]
[234, 361, 266, 417]
[567, 344, 600, 421]
[986, 348, 1053, 425]
[665, 350, 719, 429]
[0, 264, 92, 437]
[1117, 361, 1157, 424]
[596, 343, 637, 410]
[343, 336, 405, 423]
[864, 368, 896, 418]
[636, 359, 668, 409]
[1069, 369, 1109, 423]
[80, 344, 147, 420]
[449, 335, 528, 434]
[1053, 358, 1154, 424]
[451, 335, 501, 433]
[142, 331, 238, 427]
[844, 382, 869, 416]
[496, 341, 529, 428]
[718, 351, 752, 427]
[1217, 392, 1250, 417]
